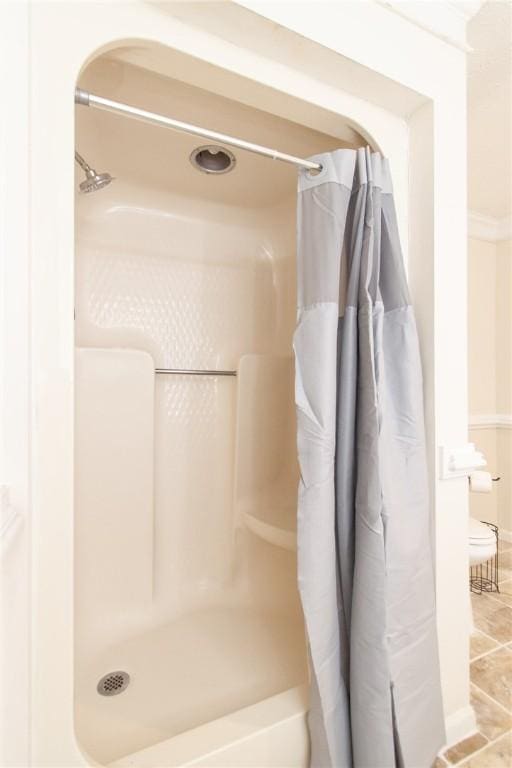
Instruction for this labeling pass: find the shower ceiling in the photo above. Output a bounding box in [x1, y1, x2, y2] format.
[75, 60, 365, 207]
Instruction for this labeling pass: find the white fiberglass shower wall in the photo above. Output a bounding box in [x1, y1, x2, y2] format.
[74, 54, 366, 764]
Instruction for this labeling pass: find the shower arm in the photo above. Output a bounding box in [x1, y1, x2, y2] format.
[74, 150, 92, 174]
[74, 88, 323, 173]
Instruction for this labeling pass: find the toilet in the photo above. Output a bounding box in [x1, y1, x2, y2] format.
[469, 517, 497, 566]
[468, 518, 497, 633]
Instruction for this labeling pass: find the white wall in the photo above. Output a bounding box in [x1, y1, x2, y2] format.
[0, 3, 30, 766]
[468, 236, 498, 525]
[496, 239, 512, 536]
[468, 231, 512, 535]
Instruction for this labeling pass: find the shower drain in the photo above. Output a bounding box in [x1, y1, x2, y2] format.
[97, 671, 130, 697]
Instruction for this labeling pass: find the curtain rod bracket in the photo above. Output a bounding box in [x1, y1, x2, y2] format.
[75, 88, 90, 106]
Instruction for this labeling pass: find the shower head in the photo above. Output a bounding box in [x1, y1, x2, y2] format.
[79, 170, 113, 194]
[75, 151, 113, 193]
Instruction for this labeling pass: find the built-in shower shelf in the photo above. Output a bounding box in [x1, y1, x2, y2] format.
[242, 505, 297, 551]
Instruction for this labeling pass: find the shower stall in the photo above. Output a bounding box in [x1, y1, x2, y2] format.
[74, 54, 367, 765]
[1, 3, 473, 765]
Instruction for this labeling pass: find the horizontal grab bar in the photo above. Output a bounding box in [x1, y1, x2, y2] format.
[155, 368, 237, 377]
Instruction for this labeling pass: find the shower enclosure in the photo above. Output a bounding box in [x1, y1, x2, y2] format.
[74, 54, 366, 764]
[2, 2, 474, 765]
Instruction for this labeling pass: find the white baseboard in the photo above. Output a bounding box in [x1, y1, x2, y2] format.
[444, 705, 478, 749]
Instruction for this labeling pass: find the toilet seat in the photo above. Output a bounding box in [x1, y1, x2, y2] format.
[469, 518, 496, 566]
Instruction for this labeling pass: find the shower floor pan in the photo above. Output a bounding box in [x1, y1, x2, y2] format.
[75, 604, 308, 766]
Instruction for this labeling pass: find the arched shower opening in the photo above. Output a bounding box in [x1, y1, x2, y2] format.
[74, 42, 378, 766]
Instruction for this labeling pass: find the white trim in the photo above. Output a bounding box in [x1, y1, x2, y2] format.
[468, 212, 512, 242]
[443, 705, 478, 749]
[0, 2, 31, 764]
[469, 414, 512, 430]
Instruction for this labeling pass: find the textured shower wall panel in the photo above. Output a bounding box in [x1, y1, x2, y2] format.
[75, 198, 276, 366]
[75, 190, 280, 615]
[75, 348, 154, 653]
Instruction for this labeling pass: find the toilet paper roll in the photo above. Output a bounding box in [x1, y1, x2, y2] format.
[469, 470, 493, 493]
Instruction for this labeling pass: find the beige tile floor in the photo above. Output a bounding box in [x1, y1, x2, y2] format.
[436, 538, 512, 767]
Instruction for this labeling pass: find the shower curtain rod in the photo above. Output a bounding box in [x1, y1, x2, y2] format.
[75, 88, 323, 172]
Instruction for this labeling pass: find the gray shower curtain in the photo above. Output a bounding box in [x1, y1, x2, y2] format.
[294, 148, 445, 768]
